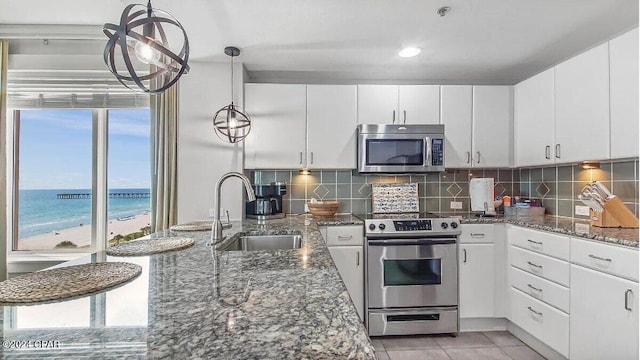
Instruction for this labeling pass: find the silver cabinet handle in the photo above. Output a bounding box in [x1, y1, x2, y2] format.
[299, 152, 303, 164]
[463, 248, 467, 263]
[589, 254, 612, 262]
[310, 152, 314, 164]
[528, 284, 542, 293]
[527, 261, 543, 269]
[555, 144, 561, 159]
[625, 289, 633, 311]
[528, 306, 543, 317]
[403, 110, 407, 124]
[476, 151, 480, 164]
[356, 251, 360, 266]
[470, 233, 485, 237]
[527, 239, 543, 246]
[337, 235, 353, 240]
[545, 145, 551, 160]
[466, 151, 471, 164]
[392, 110, 396, 124]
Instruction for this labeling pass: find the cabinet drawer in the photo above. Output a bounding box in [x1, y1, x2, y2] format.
[571, 238, 639, 282]
[325, 225, 363, 246]
[510, 246, 570, 287]
[509, 266, 570, 314]
[510, 287, 569, 357]
[509, 226, 570, 260]
[460, 224, 494, 244]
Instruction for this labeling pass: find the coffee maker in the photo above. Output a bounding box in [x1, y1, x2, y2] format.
[245, 182, 287, 220]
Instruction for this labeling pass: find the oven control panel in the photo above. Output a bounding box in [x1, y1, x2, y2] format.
[393, 220, 432, 231]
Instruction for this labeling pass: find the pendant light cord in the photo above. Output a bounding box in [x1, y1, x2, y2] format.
[230, 53, 234, 104]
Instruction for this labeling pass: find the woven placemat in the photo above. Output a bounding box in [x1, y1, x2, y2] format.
[0, 262, 142, 304]
[106, 237, 195, 256]
[170, 221, 212, 231]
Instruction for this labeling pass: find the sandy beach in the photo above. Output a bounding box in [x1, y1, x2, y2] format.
[18, 213, 151, 250]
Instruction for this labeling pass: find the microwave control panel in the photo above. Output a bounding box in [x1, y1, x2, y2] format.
[431, 138, 444, 166]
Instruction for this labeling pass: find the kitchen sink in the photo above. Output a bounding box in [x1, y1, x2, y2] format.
[222, 234, 302, 251]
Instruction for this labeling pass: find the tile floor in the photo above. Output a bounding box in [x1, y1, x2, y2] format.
[370, 331, 546, 360]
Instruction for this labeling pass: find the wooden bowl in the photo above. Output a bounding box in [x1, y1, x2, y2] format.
[307, 201, 340, 218]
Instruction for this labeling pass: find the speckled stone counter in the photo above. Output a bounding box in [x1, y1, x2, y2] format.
[0, 216, 375, 359]
[458, 214, 638, 248]
[314, 214, 364, 226]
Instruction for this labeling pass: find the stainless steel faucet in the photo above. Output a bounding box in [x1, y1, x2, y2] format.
[210, 172, 256, 244]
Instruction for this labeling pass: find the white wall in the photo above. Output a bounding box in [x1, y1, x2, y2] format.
[177, 61, 245, 222]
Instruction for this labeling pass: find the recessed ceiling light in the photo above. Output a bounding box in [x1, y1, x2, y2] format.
[399, 47, 421, 58]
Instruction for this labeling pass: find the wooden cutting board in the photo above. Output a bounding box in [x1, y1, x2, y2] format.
[372, 183, 419, 214]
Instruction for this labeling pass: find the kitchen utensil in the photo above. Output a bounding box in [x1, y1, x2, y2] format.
[307, 201, 340, 218]
[578, 194, 603, 212]
[593, 181, 614, 199]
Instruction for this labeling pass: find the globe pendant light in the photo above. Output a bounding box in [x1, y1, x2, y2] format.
[213, 47, 251, 143]
[103, 0, 190, 93]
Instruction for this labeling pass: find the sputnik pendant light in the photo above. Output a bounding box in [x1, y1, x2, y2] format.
[213, 47, 251, 143]
[103, 0, 190, 93]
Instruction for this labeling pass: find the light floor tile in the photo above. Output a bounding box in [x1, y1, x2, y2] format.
[435, 332, 494, 349]
[387, 349, 451, 360]
[482, 331, 523, 347]
[445, 347, 511, 360]
[376, 351, 391, 360]
[501, 345, 546, 360]
[370, 338, 386, 351]
[381, 336, 440, 350]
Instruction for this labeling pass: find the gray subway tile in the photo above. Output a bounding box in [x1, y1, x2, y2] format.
[337, 200, 351, 214]
[557, 166, 572, 182]
[498, 170, 513, 182]
[275, 170, 291, 183]
[261, 171, 276, 184]
[612, 181, 637, 203]
[557, 199, 574, 218]
[530, 168, 542, 182]
[290, 184, 306, 200]
[520, 169, 530, 182]
[543, 198, 557, 216]
[483, 169, 498, 181]
[395, 175, 410, 183]
[290, 200, 306, 214]
[573, 165, 591, 182]
[425, 182, 441, 197]
[542, 167, 557, 182]
[557, 182, 573, 199]
[351, 173, 367, 184]
[321, 170, 337, 184]
[426, 173, 440, 183]
[426, 198, 440, 213]
[454, 170, 470, 182]
[612, 161, 636, 181]
[351, 199, 367, 214]
[336, 170, 352, 183]
[336, 184, 351, 199]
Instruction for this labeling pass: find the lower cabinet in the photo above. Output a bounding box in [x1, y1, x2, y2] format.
[328, 246, 364, 320]
[570, 264, 639, 360]
[459, 244, 495, 318]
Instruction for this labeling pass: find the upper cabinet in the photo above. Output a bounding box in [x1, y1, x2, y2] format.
[472, 86, 513, 168]
[357, 85, 440, 125]
[609, 28, 639, 159]
[515, 68, 555, 167]
[555, 42, 610, 163]
[306, 85, 357, 169]
[441, 85, 513, 168]
[244, 83, 307, 169]
[244, 84, 358, 170]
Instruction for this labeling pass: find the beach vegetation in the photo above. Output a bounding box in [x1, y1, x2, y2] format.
[55, 241, 78, 248]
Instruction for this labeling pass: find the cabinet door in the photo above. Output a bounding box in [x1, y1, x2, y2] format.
[555, 43, 610, 163]
[307, 85, 357, 169]
[515, 69, 555, 167]
[472, 86, 513, 168]
[328, 246, 364, 321]
[610, 28, 639, 159]
[244, 84, 307, 169]
[441, 85, 473, 168]
[398, 85, 440, 124]
[570, 265, 639, 360]
[357, 85, 399, 124]
[459, 244, 494, 318]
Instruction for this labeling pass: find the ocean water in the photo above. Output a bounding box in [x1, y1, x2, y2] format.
[18, 189, 151, 239]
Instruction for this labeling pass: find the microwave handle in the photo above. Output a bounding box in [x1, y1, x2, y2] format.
[424, 137, 432, 167]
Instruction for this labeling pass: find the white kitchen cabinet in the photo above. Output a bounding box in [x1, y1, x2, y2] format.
[472, 86, 513, 168]
[514, 68, 555, 167]
[244, 83, 307, 169]
[459, 244, 495, 318]
[609, 27, 639, 159]
[570, 264, 639, 360]
[441, 85, 473, 168]
[357, 85, 440, 125]
[554, 42, 610, 163]
[328, 246, 364, 320]
[307, 85, 357, 169]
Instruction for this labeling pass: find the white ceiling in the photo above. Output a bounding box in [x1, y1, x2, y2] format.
[1, 0, 638, 84]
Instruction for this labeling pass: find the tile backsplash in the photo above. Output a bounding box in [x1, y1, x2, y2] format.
[250, 159, 639, 220]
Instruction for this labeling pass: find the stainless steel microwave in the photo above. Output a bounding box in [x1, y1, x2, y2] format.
[357, 124, 445, 173]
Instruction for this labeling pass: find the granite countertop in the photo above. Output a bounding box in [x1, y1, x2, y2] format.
[0, 216, 375, 359]
[458, 214, 639, 248]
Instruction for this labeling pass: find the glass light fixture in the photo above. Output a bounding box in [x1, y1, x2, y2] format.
[103, 0, 190, 93]
[213, 47, 252, 143]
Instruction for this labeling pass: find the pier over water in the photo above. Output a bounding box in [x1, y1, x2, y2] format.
[57, 192, 150, 199]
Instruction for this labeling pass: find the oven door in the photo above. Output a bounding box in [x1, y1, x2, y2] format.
[367, 238, 457, 309]
[359, 133, 442, 173]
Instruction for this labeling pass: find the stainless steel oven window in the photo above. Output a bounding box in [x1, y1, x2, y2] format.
[383, 258, 442, 286]
[365, 139, 425, 166]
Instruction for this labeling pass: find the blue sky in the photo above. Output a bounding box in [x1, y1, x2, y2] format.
[19, 109, 151, 190]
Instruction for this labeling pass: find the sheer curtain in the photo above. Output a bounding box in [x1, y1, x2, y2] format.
[0, 40, 8, 281]
[151, 84, 179, 232]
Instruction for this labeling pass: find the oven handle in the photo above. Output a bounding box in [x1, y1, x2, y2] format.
[368, 238, 457, 246]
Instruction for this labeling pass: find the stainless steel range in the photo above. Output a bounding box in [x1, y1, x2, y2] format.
[358, 212, 461, 336]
